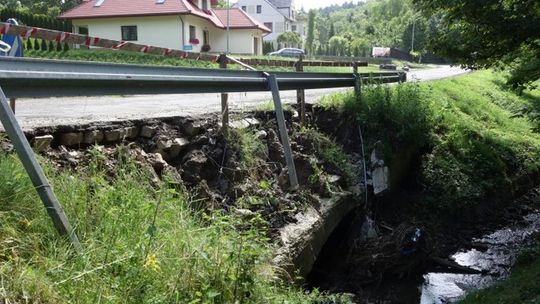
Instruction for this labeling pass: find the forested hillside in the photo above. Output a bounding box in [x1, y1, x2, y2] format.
[304, 0, 427, 57]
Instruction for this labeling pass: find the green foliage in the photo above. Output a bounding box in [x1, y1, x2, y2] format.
[305, 9, 316, 55]
[227, 128, 267, 175]
[414, 0, 540, 90]
[276, 32, 302, 49]
[328, 36, 349, 56]
[40, 38, 47, 51]
[0, 8, 71, 31]
[311, 0, 425, 57]
[323, 70, 540, 212]
[262, 41, 274, 55]
[0, 147, 348, 303]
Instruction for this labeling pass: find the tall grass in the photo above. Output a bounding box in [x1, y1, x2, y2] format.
[0, 147, 347, 303]
[320, 70, 540, 211]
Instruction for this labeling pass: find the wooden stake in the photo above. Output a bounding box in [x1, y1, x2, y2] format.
[296, 56, 306, 126]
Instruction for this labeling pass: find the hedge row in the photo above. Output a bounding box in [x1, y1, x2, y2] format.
[0, 9, 72, 32]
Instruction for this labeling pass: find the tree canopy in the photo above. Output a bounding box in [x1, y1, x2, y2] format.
[414, 0, 540, 90]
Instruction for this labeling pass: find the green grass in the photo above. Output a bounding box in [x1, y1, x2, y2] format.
[461, 243, 540, 304]
[0, 146, 349, 303]
[321, 70, 540, 212]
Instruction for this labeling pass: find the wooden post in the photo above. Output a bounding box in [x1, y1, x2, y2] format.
[219, 54, 229, 133]
[296, 55, 306, 126]
[353, 62, 361, 97]
[9, 98, 16, 114]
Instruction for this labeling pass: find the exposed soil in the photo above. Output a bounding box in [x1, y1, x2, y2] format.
[32, 107, 362, 241]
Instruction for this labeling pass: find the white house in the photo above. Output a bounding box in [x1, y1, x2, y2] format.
[58, 0, 271, 55]
[232, 0, 304, 48]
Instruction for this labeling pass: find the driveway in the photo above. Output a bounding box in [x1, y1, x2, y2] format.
[9, 65, 467, 130]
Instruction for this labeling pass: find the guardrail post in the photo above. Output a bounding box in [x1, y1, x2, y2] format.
[399, 72, 407, 83]
[296, 55, 306, 126]
[0, 86, 81, 251]
[9, 97, 16, 114]
[353, 62, 362, 97]
[219, 54, 229, 133]
[266, 73, 299, 190]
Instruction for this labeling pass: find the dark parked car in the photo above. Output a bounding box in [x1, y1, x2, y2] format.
[268, 48, 305, 57]
[379, 63, 397, 70]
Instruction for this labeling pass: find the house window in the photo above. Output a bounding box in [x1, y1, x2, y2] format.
[256, 5, 262, 13]
[264, 22, 273, 32]
[241, 6, 246, 11]
[78, 26, 89, 35]
[202, 0, 208, 10]
[189, 25, 196, 40]
[121, 26, 137, 41]
[292, 25, 297, 32]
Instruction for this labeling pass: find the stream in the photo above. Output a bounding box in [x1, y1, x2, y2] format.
[308, 208, 540, 304]
[419, 212, 540, 303]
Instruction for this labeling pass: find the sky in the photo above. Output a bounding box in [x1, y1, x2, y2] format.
[294, 0, 363, 10]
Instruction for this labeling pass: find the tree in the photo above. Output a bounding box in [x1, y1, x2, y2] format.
[414, 0, 540, 90]
[305, 9, 316, 55]
[277, 32, 302, 48]
[328, 36, 349, 56]
[350, 37, 369, 57]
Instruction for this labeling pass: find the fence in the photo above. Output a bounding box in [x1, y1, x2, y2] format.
[0, 48, 404, 250]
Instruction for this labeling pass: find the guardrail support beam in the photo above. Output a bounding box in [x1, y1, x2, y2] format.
[266, 74, 299, 190]
[0, 86, 81, 251]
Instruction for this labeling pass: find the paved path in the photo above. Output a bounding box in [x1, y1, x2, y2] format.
[10, 65, 467, 130]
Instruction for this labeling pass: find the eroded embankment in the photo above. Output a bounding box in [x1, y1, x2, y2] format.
[0, 107, 365, 279]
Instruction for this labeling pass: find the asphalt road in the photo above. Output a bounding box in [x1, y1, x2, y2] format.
[10, 65, 467, 130]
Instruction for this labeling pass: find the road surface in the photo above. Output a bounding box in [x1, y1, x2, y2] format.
[10, 65, 467, 130]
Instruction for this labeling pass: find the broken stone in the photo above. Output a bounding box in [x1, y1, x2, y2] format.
[234, 208, 256, 218]
[168, 138, 190, 159]
[328, 175, 342, 184]
[182, 149, 214, 184]
[0, 141, 13, 153]
[278, 167, 289, 189]
[147, 153, 167, 173]
[59, 133, 83, 147]
[104, 129, 125, 142]
[32, 135, 53, 152]
[124, 126, 139, 139]
[229, 118, 261, 129]
[83, 130, 104, 145]
[255, 130, 268, 139]
[140, 126, 157, 138]
[184, 121, 203, 137]
[156, 137, 173, 150]
[372, 166, 389, 195]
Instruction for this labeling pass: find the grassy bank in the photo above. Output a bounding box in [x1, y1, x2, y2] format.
[321, 70, 540, 212]
[461, 243, 540, 304]
[0, 145, 347, 303]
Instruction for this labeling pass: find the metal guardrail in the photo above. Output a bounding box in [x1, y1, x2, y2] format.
[0, 56, 405, 250]
[0, 57, 404, 98]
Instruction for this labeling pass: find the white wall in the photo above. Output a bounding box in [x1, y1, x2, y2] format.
[73, 16, 183, 49]
[233, 0, 286, 42]
[209, 27, 263, 54]
[73, 14, 262, 54]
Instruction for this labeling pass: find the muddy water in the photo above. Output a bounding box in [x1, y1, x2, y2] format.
[419, 213, 540, 303]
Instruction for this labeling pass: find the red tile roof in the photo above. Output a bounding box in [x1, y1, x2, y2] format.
[58, 0, 270, 32]
[213, 8, 271, 32]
